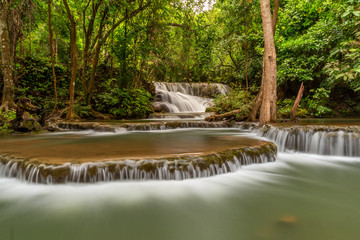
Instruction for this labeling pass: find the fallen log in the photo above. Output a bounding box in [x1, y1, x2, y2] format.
[205, 109, 249, 122]
[291, 82, 304, 120]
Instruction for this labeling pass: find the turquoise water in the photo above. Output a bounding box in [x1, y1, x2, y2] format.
[1, 149, 359, 240]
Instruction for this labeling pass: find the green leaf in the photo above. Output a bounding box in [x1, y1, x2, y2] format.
[354, 68, 360, 73]
[335, 73, 345, 79]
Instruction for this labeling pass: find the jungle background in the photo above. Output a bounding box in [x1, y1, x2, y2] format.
[0, 0, 359, 127]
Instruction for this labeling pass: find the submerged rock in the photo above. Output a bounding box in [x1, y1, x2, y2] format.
[278, 215, 297, 225]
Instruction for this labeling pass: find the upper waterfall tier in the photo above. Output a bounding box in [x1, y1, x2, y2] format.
[152, 82, 230, 113]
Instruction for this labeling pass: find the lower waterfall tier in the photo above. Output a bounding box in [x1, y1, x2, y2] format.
[0, 141, 276, 184]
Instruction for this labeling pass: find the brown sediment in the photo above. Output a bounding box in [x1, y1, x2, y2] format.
[0, 131, 262, 164]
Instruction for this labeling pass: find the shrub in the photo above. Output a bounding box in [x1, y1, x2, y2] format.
[212, 86, 253, 114]
[95, 79, 153, 119]
[305, 88, 332, 117]
[0, 110, 16, 134]
[277, 98, 308, 118]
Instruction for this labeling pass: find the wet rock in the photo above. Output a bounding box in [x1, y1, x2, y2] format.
[152, 102, 171, 113]
[94, 125, 117, 132]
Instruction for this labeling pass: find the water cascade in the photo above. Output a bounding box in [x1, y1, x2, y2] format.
[152, 82, 230, 114]
[0, 128, 276, 184]
[0, 142, 276, 184]
[253, 125, 360, 157]
[1, 121, 360, 240]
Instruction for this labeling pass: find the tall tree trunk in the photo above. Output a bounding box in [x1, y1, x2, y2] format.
[28, 13, 32, 56]
[270, 0, 279, 122]
[259, 0, 277, 125]
[250, 0, 279, 123]
[63, 0, 78, 120]
[121, 7, 128, 88]
[48, 0, 58, 116]
[87, 7, 108, 106]
[0, 6, 16, 111]
[272, 0, 280, 35]
[20, 32, 24, 57]
[81, 0, 102, 103]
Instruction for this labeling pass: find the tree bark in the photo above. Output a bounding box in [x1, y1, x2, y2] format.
[63, 0, 78, 120]
[0, 4, 16, 111]
[81, 0, 102, 102]
[291, 82, 304, 120]
[205, 109, 249, 122]
[249, 83, 263, 121]
[270, 0, 280, 122]
[259, 0, 277, 125]
[48, 0, 58, 117]
[249, 0, 279, 123]
[272, 0, 280, 35]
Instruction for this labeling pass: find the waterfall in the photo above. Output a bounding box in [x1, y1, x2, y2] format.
[0, 142, 276, 184]
[152, 82, 230, 113]
[255, 125, 360, 157]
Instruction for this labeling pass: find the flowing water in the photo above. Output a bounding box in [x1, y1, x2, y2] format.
[0, 124, 360, 239]
[152, 82, 230, 115]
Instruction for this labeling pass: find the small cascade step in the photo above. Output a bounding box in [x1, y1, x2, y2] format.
[248, 125, 360, 157]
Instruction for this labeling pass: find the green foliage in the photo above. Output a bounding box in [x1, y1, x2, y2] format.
[0, 110, 16, 134]
[74, 103, 92, 119]
[324, 3, 360, 92]
[212, 86, 253, 114]
[95, 79, 153, 119]
[276, 0, 346, 86]
[2, 0, 359, 121]
[305, 88, 332, 117]
[15, 57, 69, 110]
[277, 98, 308, 118]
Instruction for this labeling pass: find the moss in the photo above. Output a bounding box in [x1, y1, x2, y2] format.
[87, 166, 98, 177]
[138, 162, 159, 172]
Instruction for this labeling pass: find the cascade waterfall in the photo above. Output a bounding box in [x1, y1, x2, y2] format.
[152, 82, 231, 113]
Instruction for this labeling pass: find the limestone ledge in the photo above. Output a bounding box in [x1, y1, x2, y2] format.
[0, 141, 277, 184]
[57, 121, 233, 132]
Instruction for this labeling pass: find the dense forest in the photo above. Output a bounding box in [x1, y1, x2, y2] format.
[0, 0, 359, 129]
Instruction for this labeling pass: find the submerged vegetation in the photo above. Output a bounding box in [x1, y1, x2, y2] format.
[0, 0, 359, 129]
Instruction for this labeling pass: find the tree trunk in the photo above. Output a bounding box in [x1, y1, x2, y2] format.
[63, 0, 78, 120]
[48, 0, 58, 117]
[259, 0, 277, 125]
[249, 83, 263, 121]
[81, 0, 102, 103]
[249, 0, 279, 123]
[270, 0, 280, 122]
[272, 0, 280, 35]
[0, 6, 16, 111]
[291, 82, 304, 120]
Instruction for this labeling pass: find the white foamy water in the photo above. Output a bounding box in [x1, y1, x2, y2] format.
[1, 152, 360, 240]
[1, 126, 360, 240]
[152, 82, 230, 113]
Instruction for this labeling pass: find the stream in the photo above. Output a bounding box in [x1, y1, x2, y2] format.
[0, 126, 359, 240]
[0, 83, 359, 239]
